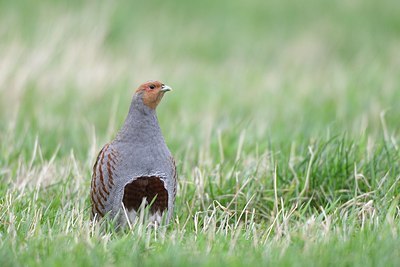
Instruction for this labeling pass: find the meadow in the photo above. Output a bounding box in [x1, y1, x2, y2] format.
[0, 0, 399, 266]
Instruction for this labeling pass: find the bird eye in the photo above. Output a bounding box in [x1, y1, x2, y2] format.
[149, 84, 155, 89]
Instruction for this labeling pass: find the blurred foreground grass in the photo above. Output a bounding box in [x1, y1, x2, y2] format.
[0, 0, 399, 266]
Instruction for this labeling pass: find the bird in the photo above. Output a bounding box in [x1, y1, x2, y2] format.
[90, 81, 176, 227]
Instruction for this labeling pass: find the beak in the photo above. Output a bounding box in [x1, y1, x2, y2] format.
[161, 84, 172, 92]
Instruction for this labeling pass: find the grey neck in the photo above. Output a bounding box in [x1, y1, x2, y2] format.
[115, 93, 163, 144]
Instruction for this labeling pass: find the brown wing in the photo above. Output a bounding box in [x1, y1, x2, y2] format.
[90, 143, 119, 219]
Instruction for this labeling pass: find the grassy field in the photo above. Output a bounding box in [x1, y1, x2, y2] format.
[1, 0, 400, 266]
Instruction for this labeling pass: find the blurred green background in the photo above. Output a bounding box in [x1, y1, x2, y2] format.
[1, 0, 399, 161]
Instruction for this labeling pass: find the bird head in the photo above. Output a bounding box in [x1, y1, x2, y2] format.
[135, 81, 172, 109]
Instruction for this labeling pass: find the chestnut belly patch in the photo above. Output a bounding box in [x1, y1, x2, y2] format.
[122, 176, 168, 213]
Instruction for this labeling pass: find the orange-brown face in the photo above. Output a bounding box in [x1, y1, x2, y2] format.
[135, 81, 172, 109]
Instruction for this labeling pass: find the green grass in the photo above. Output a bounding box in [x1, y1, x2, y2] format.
[1, 0, 400, 266]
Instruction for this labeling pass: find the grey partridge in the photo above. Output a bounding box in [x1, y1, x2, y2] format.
[90, 81, 177, 226]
